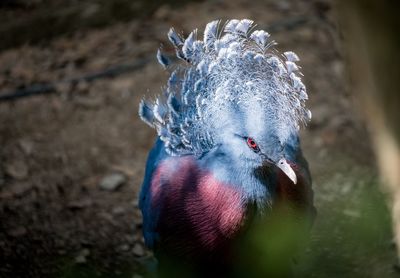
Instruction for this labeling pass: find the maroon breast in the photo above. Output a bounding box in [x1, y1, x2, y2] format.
[149, 156, 247, 262]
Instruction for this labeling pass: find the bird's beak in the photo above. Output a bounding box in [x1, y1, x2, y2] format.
[276, 158, 297, 184]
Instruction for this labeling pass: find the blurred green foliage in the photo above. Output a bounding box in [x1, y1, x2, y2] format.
[296, 181, 394, 277]
[53, 172, 395, 278]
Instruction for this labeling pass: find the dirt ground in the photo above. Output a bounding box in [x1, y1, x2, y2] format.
[0, 0, 397, 277]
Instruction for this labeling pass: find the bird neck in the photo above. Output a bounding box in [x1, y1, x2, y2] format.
[199, 146, 274, 209]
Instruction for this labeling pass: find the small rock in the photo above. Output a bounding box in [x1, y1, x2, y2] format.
[76, 80, 90, 93]
[18, 139, 34, 155]
[132, 243, 144, 257]
[331, 60, 344, 77]
[340, 182, 352, 195]
[90, 146, 100, 156]
[99, 173, 126, 191]
[75, 255, 86, 264]
[75, 248, 90, 264]
[5, 160, 28, 180]
[119, 244, 130, 251]
[112, 206, 125, 215]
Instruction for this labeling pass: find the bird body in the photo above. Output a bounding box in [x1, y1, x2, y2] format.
[138, 19, 315, 273]
[141, 140, 247, 261]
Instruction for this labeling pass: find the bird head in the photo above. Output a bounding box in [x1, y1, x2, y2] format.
[139, 19, 311, 185]
[215, 96, 299, 184]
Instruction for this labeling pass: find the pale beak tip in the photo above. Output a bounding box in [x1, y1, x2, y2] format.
[276, 158, 297, 185]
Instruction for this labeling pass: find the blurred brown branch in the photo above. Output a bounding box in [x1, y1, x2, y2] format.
[336, 0, 400, 265]
[0, 57, 150, 101]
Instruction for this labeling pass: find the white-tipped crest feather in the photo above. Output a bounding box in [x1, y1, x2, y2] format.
[139, 100, 154, 127]
[224, 19, 240, 33]
[182, 30, 196, 59]
[156, 48, 169, 68]
[235, 19, 254, 34]
[250, 30, 270, 47]
[284, 51, 300, 62]
[168, 28, 183, 47]
[204, 20, 219, 49]
[286, 61, 299, 73]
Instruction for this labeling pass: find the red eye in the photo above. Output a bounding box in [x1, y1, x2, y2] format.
[246, 137, 260, 152]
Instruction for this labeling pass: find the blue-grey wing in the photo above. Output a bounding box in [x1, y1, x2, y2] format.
[138, 137, 169, 248]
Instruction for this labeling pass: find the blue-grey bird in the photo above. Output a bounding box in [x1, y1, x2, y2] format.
[138, 19, 315, 275]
